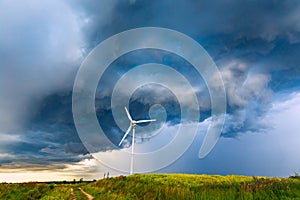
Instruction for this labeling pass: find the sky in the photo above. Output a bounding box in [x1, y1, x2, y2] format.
[0, 0, 300, 182]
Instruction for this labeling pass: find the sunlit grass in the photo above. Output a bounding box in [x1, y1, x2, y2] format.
[83, 174, 300, 200]
[1, 174, 300, 199]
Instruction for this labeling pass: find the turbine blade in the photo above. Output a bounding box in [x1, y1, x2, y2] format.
[135, 119, 156, 124]
[125, 107, 132, 121]
[118, 125, 132, 146]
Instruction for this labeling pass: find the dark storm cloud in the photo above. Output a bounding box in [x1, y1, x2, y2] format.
[81, 0, 300, 43]
[0, 0, 84, 135]
[0, 0, 87, 168]
[79, 0, 300, 136]
[1, 0, 300, 170]
[0, 92, 90, 168]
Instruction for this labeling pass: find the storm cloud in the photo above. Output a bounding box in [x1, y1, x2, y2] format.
[0, 0, 300, 175]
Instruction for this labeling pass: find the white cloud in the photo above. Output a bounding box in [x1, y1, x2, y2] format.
[0, 133, 21, 143]
[218, 60, 272, 108]
[0, 153, 16, 160]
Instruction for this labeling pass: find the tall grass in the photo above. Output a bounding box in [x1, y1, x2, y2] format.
[1, 174, 300, 199]
[40, 185, 71, 200]
[0, 183, 71, 200]
[82, 174, 300, 200]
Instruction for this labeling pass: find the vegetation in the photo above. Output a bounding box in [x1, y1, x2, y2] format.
[83, 174, 300, 200]
[40, 185, 71, 200]
[0, 182, 71, 200]
[73, 186, 89, 200]
[0, 174, 300, 199]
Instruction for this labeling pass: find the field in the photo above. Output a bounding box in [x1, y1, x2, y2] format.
[1, 174, 300, 199]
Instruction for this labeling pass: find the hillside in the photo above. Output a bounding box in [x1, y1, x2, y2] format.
[1, 174, 300, 199]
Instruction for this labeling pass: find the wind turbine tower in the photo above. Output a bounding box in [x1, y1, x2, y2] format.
[119, 107, 156, 175]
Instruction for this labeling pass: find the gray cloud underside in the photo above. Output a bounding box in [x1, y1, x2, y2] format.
[1, 0, 300, 170]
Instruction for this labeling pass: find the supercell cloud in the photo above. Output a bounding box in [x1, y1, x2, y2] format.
[0, 0, 300, 177]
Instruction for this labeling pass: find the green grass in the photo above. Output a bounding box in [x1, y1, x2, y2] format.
[40, 185, 71, 200]
[1, 174, 300, 199]
[0, 182, 69, 200]
[73, 186, 89, 200]
[83, 174, 300, 200]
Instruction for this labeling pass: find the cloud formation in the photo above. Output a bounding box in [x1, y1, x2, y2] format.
[0, 0, 86, 168]
[0, 0, 83, 132]
[0, 0, 300, 176]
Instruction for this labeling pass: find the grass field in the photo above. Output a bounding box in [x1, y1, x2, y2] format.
[1, 174, 300, 199]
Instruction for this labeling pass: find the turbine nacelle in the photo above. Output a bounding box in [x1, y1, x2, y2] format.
[131, 121, 137, 127]
[118, 107, 156, 146]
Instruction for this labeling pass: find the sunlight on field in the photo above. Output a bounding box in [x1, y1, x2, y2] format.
[0, 172, 74, 183]
[0, 158, 119, 183]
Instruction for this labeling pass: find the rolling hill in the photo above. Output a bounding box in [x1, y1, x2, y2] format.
[1, 174, 300, 199]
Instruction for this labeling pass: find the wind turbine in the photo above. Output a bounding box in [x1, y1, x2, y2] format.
[119, 107, 156, 175]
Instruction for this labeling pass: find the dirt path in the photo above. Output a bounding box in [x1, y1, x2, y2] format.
[70, 188, 76, 200]
[79, 187, 94, 200]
